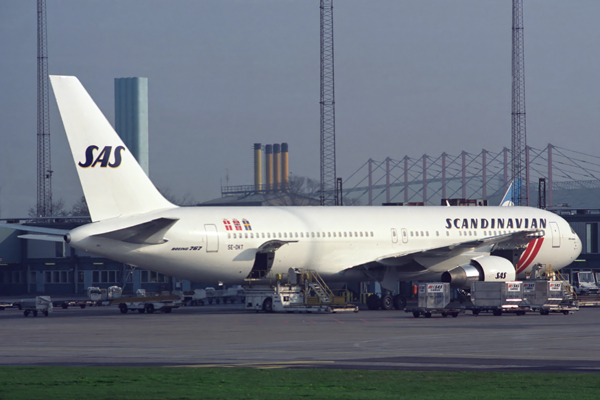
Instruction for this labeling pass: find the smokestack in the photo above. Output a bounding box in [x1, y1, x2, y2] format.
[273, 144, 281, 192]
[281, 143, 289, 192]
[265, 144, 273, 193]
[254, 143, 262, 192]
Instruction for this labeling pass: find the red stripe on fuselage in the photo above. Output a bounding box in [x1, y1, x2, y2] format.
[516, 240, 535, 270]
[517, 238, 544, 274]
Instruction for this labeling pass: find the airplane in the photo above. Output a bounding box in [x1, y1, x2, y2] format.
[3, 76, 582, 310]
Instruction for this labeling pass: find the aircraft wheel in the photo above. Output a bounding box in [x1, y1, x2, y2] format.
[451, 312, 459, 318]
[146, 304, 155, 314]
[24, 310, 30, 317]
[380, 294, 394, 311]
[80, 304, 86, 309]
[441, 312, 448, 318]
[540, 309, 549, 316]
[43, 310, 49, 317]
[563, 310, 569, 315]
[412, 311, 420, 318]
[366, 294, 380, 310]
[472, 309, 480, 315]
[393, 295, 407, 310]
[493, 309, 502, 316]
[424, 312, 432, 318]
[262, 297, 273, 313]
[61, 303, 69, 309]
[33, 310, 38, 317]
[119, 304, 128, 314]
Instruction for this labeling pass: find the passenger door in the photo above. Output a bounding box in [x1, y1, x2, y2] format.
[204, 224, 219, 252]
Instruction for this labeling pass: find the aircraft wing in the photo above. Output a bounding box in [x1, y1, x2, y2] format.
[257, 239, 298, 253]
[374, 229, 544, 268]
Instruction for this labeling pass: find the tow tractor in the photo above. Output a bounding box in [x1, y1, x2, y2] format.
[244, 268, 358, 313]
[110, 290, 181, 314]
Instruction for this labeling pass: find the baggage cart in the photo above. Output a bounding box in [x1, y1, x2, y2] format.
[20, 296, 53, 317]
[406, 283, 462, 318]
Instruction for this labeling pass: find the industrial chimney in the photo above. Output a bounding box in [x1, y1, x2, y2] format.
[281, 143, 289, 192]
[265, 144, 273, 193]
[254, 143, 262, 192]
[273, 144, 281, 192]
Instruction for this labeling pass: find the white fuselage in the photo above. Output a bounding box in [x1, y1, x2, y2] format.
[67, 205, 581, 286]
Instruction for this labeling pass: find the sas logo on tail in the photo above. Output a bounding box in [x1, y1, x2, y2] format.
[79, 145, 125, 168]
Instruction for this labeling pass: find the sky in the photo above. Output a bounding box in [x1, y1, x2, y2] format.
[1, 0, 599, 217]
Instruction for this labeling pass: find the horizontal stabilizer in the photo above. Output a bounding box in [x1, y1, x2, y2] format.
[94, 218, 179, 244]
[0, 224, 69, 236]
[18, 234, 66, 243]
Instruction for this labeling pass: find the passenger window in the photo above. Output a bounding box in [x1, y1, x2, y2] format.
[360, 232, 363, 237]
[233, 233, 237, 239]
[436, 231, 439, 236]
[370, 232, 374, 237]
[426, 232, 429, 237]
[317, 232, 320, 238]
[344, 232, 347, 237]
[333, 232, 337, 238]
[446, 231, 449, 236]
[300, 232, 304, 238]
[284, 233, 287, 238]
[410, 232, 414, 237]
[245, 233, 248, 239]
[250, 233, 254, 239]
[228, 233, 231, 239]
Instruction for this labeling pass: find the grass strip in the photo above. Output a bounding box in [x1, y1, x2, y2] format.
[0, 366, 598, 400]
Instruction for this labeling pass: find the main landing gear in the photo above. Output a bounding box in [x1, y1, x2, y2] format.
[366, 294, 407, 310]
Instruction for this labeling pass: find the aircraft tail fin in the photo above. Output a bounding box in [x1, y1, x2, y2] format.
[50, 75, 175, 222]
[500, 180, 522, 206]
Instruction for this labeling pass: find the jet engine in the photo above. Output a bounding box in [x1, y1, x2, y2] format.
[441, 255, 516, 289]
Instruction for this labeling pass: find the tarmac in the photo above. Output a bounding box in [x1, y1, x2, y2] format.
[1, 302, 600, 373]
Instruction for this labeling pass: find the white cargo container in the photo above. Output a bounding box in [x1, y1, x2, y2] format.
[470, 281, 526, 316]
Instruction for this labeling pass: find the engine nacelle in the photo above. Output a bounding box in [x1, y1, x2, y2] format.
[441, 256, 516, 289]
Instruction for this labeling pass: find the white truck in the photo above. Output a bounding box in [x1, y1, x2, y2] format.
[569, 270, 599, 295]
